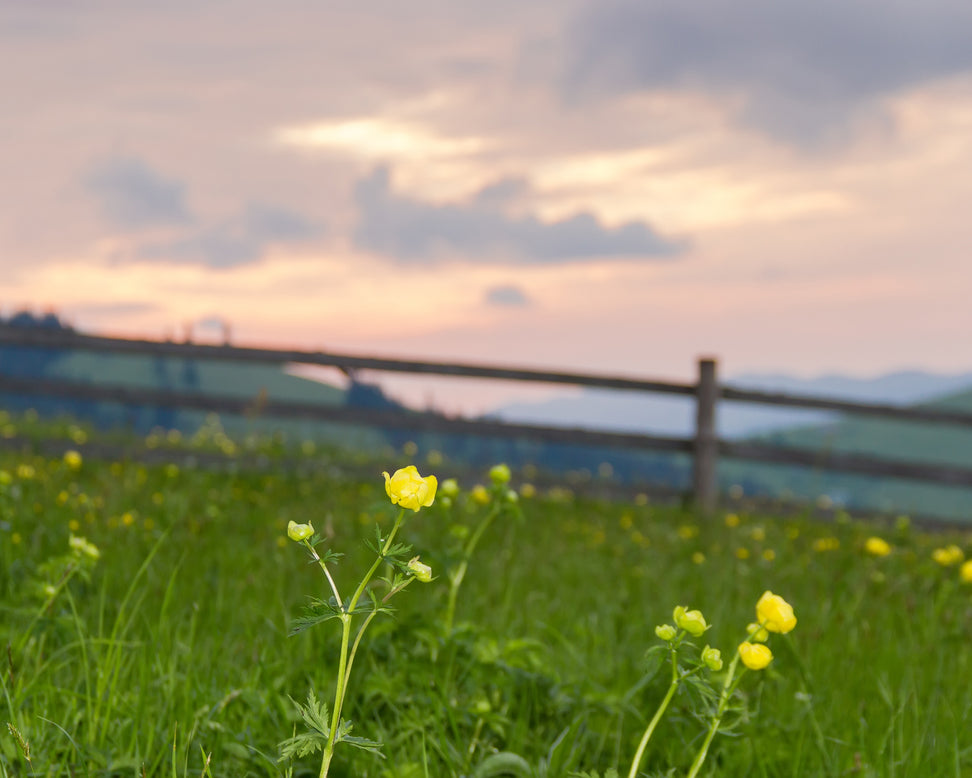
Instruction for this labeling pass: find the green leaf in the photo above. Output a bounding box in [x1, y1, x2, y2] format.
[473, 752, 535, 778]
[335, 719, 383, 755]
[289, 598, 344, 635]
[278, 691, 331, 761]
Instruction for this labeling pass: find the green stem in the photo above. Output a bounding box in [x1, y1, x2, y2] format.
[317, 509, 406, 778]
[686, 654, 742, 778]
[444, 504, 499, 635]
[627, 647, 680, 778]
[304, 541, 343, 610]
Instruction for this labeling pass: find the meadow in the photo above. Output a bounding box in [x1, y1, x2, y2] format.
[1, 413, 971, 777]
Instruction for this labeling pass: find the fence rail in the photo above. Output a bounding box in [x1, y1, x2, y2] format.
[2, 324, 972, 512]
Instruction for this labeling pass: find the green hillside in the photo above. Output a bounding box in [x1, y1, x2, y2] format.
[722, 388, 972, 519]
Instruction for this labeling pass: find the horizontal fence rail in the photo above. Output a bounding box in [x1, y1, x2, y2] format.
[2, 324, 972, 515]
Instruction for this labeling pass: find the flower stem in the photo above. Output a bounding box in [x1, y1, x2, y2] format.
[685, 654, 742, 778]
[627, 647, 680, 778]
[443, 504, 498, 635]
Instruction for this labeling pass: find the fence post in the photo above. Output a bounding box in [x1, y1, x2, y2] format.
[693, 357, 718, 515]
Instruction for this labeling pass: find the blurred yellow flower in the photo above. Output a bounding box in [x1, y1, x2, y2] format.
[383, 466, 437, 512]
[865, 537, 891, 556]
[489, 463, 511, 486]
[691, 551, 706, 565]
[470, 484, 490, 505]
[750, 527, 765, 541]
[739, 641, 773, 670]
[520, 483, 536, 498]
[931, 545, 964, 567]
[439, 478, 460, 498]
[762, 549, 776, 561]
[960, 559, 972, 584]
[724, 513, 740, 528]
[756, 591, 796, 634]
[813, 537, 840, 552]
[63, 450, 83, 470]
[735, 547, 750, 560]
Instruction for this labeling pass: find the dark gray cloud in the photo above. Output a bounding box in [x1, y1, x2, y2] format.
[353, 166, 683, 263]
[562, 0, 972, 144]
[84, 156, 192, 228]
[485, 284, 531, 307]
[138, 202, 323, 269]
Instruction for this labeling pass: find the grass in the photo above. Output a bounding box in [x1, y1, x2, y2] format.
[1, 416, 971, 776]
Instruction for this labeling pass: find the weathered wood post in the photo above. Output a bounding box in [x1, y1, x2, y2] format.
[692, 357, 718, 515]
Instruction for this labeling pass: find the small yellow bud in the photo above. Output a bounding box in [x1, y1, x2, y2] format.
[406, 556, 433, 583]
[931, 545, 964, 567]
[439, 478, 460, 498]
[655, 624, 677, 641]
[738, 641, 773, 670]
[470, 484, 490, 505]
[68, 534, 100, 560]
[489, 463, 511, 486]
[287, 520, 315, 542]
[673, 605, 708, 637]
[756, 591, 796, 634]
[702, 645, 723, 671]
[746, 622, 769, 642]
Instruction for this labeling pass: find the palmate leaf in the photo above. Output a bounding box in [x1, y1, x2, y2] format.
[288, 597, 344, 636]
[278, 691, 331, 761]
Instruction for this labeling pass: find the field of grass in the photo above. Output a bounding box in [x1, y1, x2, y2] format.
[1, 413, 972, 777]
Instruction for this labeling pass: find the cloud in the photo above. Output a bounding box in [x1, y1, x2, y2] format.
[485, 284, 531, 307]
[561, 0, 972, 144]
[84, 156, 192, 228]
[353, 166, 683, 263]
[138, 202, 323, 268]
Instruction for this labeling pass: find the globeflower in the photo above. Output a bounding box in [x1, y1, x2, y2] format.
[702, 645, 723, 671]
[865, 536, 891, 556]
[489, 463, 511, 486]
[654, 624, 677, 642]
[756, 591, 796, 634]
[673, 605, 708, 637]
[287, 520, 315, 542]
[63, 450, 83, 470]
[382, 466, 437, 512]
[738, 641, 773, 670]
[406, 556, 433, 583]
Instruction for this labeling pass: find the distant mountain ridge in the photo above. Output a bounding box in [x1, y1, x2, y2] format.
[492, 369, 972, 439]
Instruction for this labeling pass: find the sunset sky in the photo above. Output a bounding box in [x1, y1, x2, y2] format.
[4, 1, 972, 411]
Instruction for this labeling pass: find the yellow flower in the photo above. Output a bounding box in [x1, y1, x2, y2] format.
[69, 534, 100, 560]
[287, 520, 315, 542]
[813, 537, 840, 552]
[691, 551, 706, 565]
[382, 466, 437, 512]
[439, 478, 460, 498]
[738, 641, 773, 670]
[724, 513, 740, 528]
[931, 545, 964, 567]
[865, 536, 891, 556]
[960, 559, 972, 584]
[63, 450, 83, 470]
[406, 556, 433, 583]
[673, 605, 708, 637]
[756, 591, 796, 634]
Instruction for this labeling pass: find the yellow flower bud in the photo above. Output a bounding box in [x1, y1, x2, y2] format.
[406, 556, 433, 583]
[655, 624, 677, 641]
[864, 536, 891, 556]
[756, 591, 796, 634]
[489, 463, 511, 486]
[702, 645, 723, 671]
[439, 478, 460, 498]
[738, 641, 773, 670]
[673, 605, 708, 637]
[470, 484, 490, 505]
[746, 622, 769, 642]
[931, 545, 964, 567]
[287, 520, 315, 542]
[68, 534, 100, 560]
[382, 466, 437, 512]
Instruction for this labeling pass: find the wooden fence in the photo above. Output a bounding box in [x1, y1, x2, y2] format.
[2, 324, 972, 513]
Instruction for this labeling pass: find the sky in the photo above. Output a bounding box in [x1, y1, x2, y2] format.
[3, 1, 972, 412]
